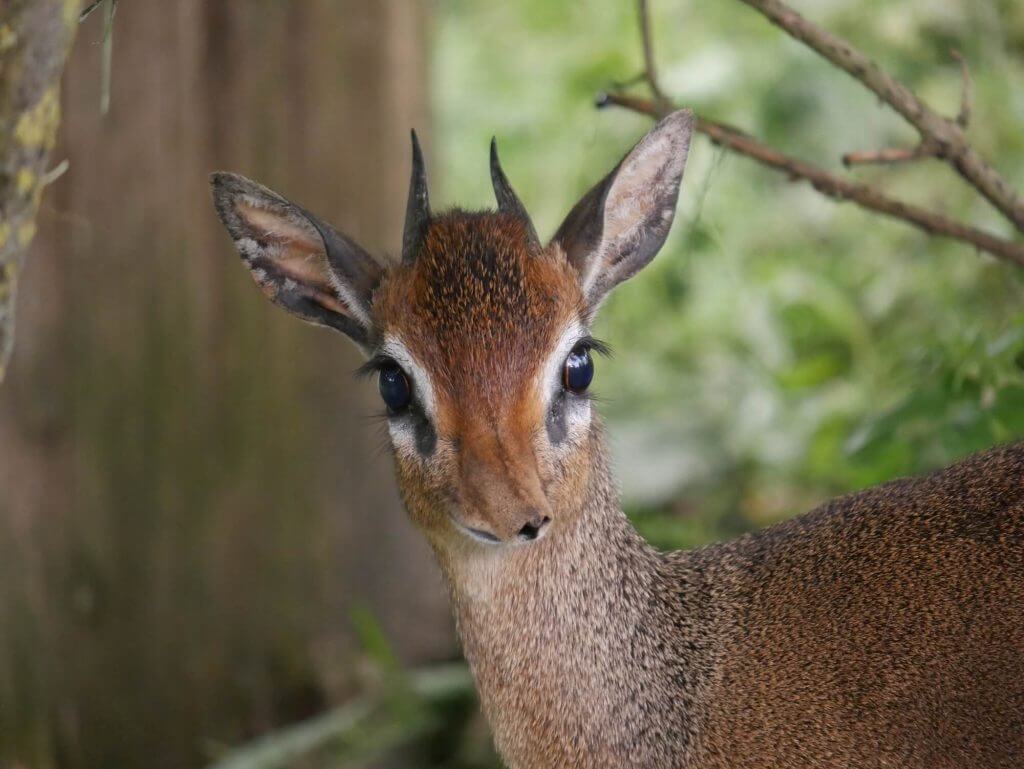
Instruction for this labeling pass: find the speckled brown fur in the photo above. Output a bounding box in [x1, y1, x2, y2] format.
[694, 444, 1024, 768]
[437, 427, 1024, 768]
[374, 211, 588, 540]
[375, 211, 583, 415]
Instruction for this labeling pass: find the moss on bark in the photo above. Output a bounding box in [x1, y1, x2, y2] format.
[0, 0, 77, 381]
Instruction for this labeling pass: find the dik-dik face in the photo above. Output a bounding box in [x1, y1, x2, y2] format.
[211, 111, 692, 552]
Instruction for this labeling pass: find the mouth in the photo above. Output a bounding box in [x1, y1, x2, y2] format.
[448, 515, 551, 546]
[450, 516, 503, 546]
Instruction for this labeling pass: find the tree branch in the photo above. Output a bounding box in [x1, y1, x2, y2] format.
[841, 140, 939, 168]
[840, 51, 970, 168]
[599, 0, 1024, 268]
[0, 0, 78, 382]
[596, 92, 1024, 267]
[736, 0, 1024, 232]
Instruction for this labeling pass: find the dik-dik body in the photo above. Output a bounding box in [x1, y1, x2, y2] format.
[211, 111, 1024, 768]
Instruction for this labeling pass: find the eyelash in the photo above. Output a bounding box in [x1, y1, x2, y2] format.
[578, 336, 612, 358]
[355, 354, 397, 380]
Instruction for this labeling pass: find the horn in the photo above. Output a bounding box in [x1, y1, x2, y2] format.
[490, 138, 540, 248]
[403, 129, 431, 263]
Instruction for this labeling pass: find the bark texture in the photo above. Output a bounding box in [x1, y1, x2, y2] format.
[0, 2, 450, 768]
[0, 0, 77, 381]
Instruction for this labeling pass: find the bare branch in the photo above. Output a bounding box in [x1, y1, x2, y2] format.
[736, 0, 1024, 232]
[637, 0, 669, 110]
[596, 92, 1024, 268]
[842, 51, 973, 168]
[841, 141, 939, 168]
[605, 0, 1024, 267]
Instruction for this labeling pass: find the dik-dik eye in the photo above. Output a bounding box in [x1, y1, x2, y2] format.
[379, 364, 412, 413]
[563, 344, 594, 394]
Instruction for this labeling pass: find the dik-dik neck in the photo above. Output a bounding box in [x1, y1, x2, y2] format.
[436, 433, 718, 768]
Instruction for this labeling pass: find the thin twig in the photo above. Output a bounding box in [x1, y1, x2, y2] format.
[78, 0, 105, 22]
[100, 0, 117, 114]
[735, 0, 1024, 232]
[637, 0, 669, 110]
[841, 140, 938, 168]
[596, 91, 1024, 267]
[40, 158, 70, 187]
[842, 51, 973, 168]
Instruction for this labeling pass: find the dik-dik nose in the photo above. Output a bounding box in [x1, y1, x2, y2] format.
[456, 417, 553, 544]
[516, 511, 551, 542]
[463, 507, 551, 545]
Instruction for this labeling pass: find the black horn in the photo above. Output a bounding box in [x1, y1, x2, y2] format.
[403, 129, 431, 263]
[490, 138, 539, 248]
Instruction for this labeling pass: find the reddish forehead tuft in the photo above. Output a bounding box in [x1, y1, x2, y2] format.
[374, 211, 582, 402]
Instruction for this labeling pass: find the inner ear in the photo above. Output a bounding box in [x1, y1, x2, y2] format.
[239, 202, 323, 258]
[551, 110, 694, 314]
[237, 202, 342, 304]
[211, 172, 382, 351]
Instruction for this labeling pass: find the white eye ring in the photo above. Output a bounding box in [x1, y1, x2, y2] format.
[377, 336, 438, 423]
[539, 321, 590, 405]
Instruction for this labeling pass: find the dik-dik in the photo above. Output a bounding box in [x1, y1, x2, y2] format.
[211, 110, 1024, 768]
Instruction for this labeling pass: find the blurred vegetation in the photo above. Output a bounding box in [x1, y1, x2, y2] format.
[206, 614, 495, 769]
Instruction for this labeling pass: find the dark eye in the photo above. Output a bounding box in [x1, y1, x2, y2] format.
[563, 345, 594, 394]
[378, 364, 412, 413]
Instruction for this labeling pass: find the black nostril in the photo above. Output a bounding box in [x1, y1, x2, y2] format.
[517, 515, 551, 541]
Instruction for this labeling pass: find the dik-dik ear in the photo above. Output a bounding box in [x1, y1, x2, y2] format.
[210, 172, 383, 351]
[552, 109, 693, 315]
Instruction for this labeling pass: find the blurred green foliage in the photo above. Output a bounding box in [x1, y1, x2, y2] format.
[436, 0, 1024, 551]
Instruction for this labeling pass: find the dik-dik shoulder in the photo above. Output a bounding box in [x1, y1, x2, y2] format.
[715, 441, 1024, 587]
[696, 443, 1024, 769]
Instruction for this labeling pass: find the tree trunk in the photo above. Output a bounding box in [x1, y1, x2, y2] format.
[0, 0, 77, 381]
[0, 2, 450, 768]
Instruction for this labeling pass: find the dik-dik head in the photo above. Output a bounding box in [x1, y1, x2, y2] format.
[211, 111, 692, 552]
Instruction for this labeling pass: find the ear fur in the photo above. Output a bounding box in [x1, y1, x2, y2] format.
[551, 109, 694, 314]
[210, 172, 382, 351]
